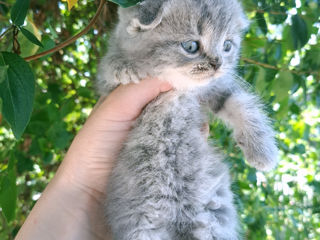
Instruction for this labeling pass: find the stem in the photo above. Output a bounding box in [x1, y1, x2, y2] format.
[0, 26, 13, 41]
[12, 26, 20, 55]
[24, 0, 106, 62]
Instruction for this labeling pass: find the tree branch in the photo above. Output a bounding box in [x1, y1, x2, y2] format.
[241, 57, 320, 77]
[24, 0, 106, 62]
[242, 57, 279, 70]
[255, 9, 287, 16]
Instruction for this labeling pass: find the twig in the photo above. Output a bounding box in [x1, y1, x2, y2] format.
[24, 0, 106, 62]
[242, 57, 320, 78]
[0, 26, 13, 40]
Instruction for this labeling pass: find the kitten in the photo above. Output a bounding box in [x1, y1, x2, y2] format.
[97, 0, 278, 239]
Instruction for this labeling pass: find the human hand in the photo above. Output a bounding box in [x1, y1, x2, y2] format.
[64, 77, 172, 195]
[15, 78, 172, 240]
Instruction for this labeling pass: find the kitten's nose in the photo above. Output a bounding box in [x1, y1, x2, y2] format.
[209, 57, 222, 71]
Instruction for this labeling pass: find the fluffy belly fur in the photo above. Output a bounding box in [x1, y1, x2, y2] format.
[105, 91, 238, 240]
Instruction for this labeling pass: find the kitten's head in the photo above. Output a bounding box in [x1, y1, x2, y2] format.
[118, 0, 249, 90]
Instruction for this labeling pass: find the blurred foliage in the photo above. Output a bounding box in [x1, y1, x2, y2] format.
[0, 0, 319, 239]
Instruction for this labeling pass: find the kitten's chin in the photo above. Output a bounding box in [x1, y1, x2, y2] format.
[158, 68, 221, 91]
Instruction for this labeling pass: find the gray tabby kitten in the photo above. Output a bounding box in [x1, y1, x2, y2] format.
[97, 0, 278, 239]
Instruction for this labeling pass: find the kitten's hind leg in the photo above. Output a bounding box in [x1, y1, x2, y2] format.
[130, 227, 171, 240]
[191, 207, 238, 240]
[110, 210, 171, 240]
[191, 186, 239, 240]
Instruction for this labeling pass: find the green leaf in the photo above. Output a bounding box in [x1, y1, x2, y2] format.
[247, 169, 257, 184]
[255, 67, 267, 95]
[277, 97, 289, 118]
[273, 71, 294, 102]
[282, 25, 295, 52]
[255, 12, 268, 34]
[305, 45, 320, 69]
[108, 0, 141, 8]
[274, 43, 282, 61]
[16, 152, 34, 174]
[18, 19, 42, 57]
[10, 0, 30, 26]
[60, 99, 76, 118]
[0, 1, 9, 16]
[268, 6, 287, 24]
[0, 52, 35, 139]
[293, 144, 306, 154]
[0, 158, 17, 222]
[290, 102, 301, 115]
[43, 152, 54, 164]
[47, 122, 72, 150]
[37, 35, 56, 60]
[20, 27, 43, 48]
[0, 65, 9, 84]
[291, 14, 309, 50]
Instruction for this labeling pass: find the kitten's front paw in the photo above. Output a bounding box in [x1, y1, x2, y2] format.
[97, 57, 144, 95]
[247, 153, 278, 171]
[236, 131, 278, 171]
[114, 64, 142, 85]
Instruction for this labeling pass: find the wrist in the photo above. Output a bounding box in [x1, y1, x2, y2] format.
[15, 168, 105, 240]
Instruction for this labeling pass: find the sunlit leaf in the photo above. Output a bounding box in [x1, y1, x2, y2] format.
[64, 0, 78, 10]
[273, 71, 294, 101]
[18, 19, 42, 57]
[255, 67, 267, 95]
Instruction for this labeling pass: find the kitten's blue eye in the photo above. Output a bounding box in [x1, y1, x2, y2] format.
[181, 41, 200, 54]
[223, 40, 233, 52]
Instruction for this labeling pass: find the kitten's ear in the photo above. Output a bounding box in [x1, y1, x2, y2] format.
[126, 0, 169, 35]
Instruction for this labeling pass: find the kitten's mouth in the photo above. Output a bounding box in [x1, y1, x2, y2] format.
[189, 70, 217, 81]
[190, 64, 221, 80]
